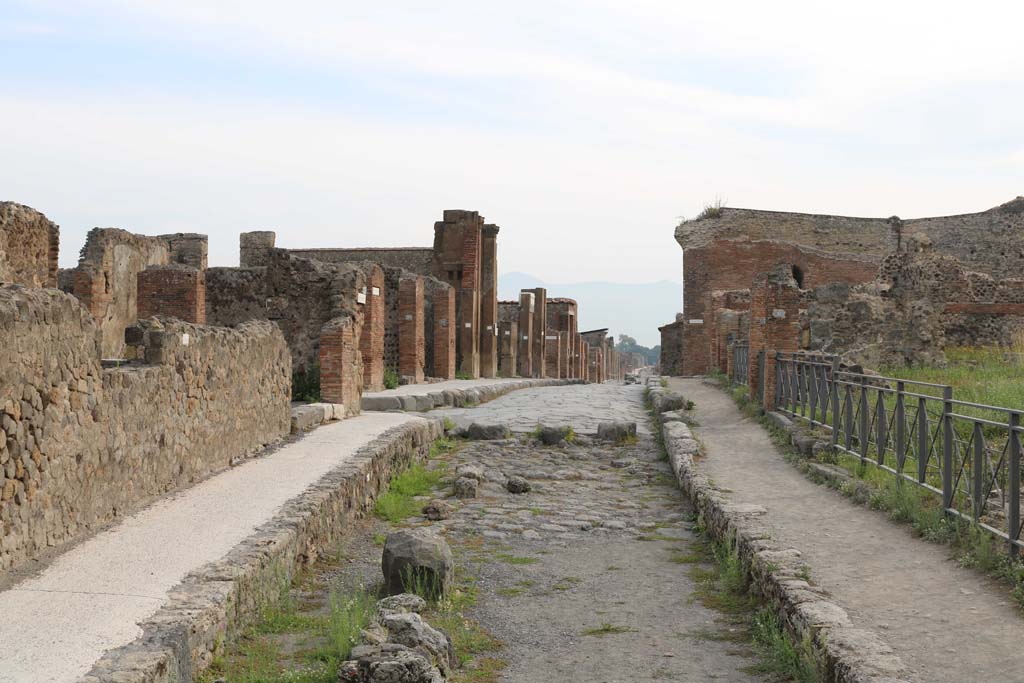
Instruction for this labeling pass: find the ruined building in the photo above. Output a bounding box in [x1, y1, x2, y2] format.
[661, 197, 1024, 375]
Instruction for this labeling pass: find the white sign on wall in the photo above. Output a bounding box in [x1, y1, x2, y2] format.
[372, 286, 380, 296]
[688, 319, 704, 325]
[772, 309, 787, 319]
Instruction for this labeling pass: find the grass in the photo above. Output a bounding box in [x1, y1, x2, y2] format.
[494, 553, 539, 565]
[880, 345, 1024, 410]
[383, 367, 400, 390]
[374, 460, 447, 523]
[581, 622, 634, 636]
[695, 197, 726, 220]
[292, 362, 321, 403]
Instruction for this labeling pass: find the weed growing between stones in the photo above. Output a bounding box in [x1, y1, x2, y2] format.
[373, 463, 447, 522]
[684, 533, 819, 682]
[383, 367, 400, 390]
[581, 622, 635, 636]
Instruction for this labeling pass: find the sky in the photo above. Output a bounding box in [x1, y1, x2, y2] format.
[2, 0, 1023, 286]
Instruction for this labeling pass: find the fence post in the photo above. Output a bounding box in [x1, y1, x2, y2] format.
[942, 385, 954, 512]
[844, 383, 853, 452]
[917, 396, 928, 484]
[830, 358, 840, 447]
[972, 422, 985, 520]
[1009, 412, 1020, 558]
[859, 376, 869, 463]
[809, 361, 818, 422]
[895, 381, 906, 472]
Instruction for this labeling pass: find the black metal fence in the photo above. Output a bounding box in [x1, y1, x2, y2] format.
[774, 351, 1023, 557]
[731, 341, 749, 386]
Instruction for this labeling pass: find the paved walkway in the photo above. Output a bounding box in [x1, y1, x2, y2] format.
[431, 383, 652, 435]
[362, 377, 530, 399]
[671, 378, 1024, 683]
[0, 412, 420, 683]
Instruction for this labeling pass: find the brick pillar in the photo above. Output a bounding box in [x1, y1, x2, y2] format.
[479, 224, 499, 378]
[360, 265, 385, 391]
[558, 332, 569, 379]
[433, 286, 456, 380]
[529, 288, 547, 377]
[499, 320, 518, 377]
[137, 266, 206, 324]
[240, 231, 276, 267]
[517, 291, 534, 378]
[320, 316, 361, 415]
[544, 332, 561, 379]
[399, 275, 425, 383]
[748, 265, 802, 409]
[457, 287, 479, 378]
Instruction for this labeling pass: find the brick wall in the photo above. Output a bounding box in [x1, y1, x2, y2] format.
[479, 225, 499, 378]
[287, 247, 434, 275]
[517, 291, 534, 378]
[137, 265, 206, 324]
[527, 288, 547, 377]
[320, 316, 362, 413]
[398, 275, 425, 382]
[544, 332, 561, 379]
[748, 265, 802, 408]
[498, 319, 518, 377]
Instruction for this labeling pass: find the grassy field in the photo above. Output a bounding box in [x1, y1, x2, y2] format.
[879, 346, 1024, 410]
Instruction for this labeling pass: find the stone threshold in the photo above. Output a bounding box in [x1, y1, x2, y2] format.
[82, 418, 443, 683]
[361, 378, 584, 412]
[648, 376, 910, 683]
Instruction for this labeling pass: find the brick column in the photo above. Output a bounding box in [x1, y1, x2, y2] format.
[360, 265, 385, 391]
[137, 266, 206, 324]
[529, 288, 547, 377]
[398, 275, 425, 383]
[748, 266, 801, 409]
[517, 291, 534, 378]
[479, 224, 499, 378]
[558, 332, 569, 379]
[433, 286, 456, 379]
[320, 316, 361, 415]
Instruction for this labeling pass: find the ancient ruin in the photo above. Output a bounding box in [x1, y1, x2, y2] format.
[661, 197, 1024, 376]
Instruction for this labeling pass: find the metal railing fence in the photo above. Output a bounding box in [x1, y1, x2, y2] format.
[731, 341, 749, 386]
[774, 351, 1024, 558]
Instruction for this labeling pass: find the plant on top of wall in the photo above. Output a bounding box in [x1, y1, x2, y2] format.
[696, 197, 726, 220]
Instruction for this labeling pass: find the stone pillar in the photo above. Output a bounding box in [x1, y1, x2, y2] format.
[544, 332, 561, 379]
[517, 291, 534, 378]
[479, 224, 499, 378]
[433, 286, 456, 380]
[527, 288, 547, 377]
[320, 316, 362, 415]
[748, 265, 802, 409]
[161, 233, 209, 270]
[240, 231, 276, 267]
[360, 265, 385, 392]
[398, 275, 425, 383]
[499, 320, 518, 377]
[558, 332, 570, 379]
[136, 266, 206, 324]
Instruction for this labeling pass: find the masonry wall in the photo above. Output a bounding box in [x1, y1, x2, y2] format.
[398, 275, 425, 382]
[432, 286, 456, 379]
[205, 250, 365, 377]
[479, 225, 499, 378]
[0, 286, 291, 572]
[287, 248, 434, 275]
[360, 265, 385, 392]
[517, 292, 535, 378]
[0, 202, 59, 288]
[137, 265, 206, 324]
[526, 288, 547, 377]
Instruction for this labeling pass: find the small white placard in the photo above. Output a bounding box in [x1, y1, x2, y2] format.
[688, 319, 704, 324]
[357, 291, 367, 305]
[181, 333, 190, 346]
[504, 331, 511, 336]
[404, 314, 413, 321]
[440, 319, 448, 327]
[522, 335, 529, 340]
[372, 286, 380, 296]
[465, 323, 472, 328]
[772, 308, 787, 319]
[545, 335, 557, 340]
[486, 325, 493, 331]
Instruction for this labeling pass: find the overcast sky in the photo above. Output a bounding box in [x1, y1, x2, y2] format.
[2, 1, 1022, 283]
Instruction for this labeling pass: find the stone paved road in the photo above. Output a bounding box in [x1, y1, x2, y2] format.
[673, 377, 1024, 683]
[419, 383, 764, 682]
[429, 382, 653, 436]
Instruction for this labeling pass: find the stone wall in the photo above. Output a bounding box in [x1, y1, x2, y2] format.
[206, 249, 365, 376]
[0, 286, 290, 571]
[288, 247, 434, 275]
[658, 318, 684, 375]
[360, 265, 386, 391]
[431, 285, 456, 380]
[0, 202, 59, 288]
[398, 274, 425, 382]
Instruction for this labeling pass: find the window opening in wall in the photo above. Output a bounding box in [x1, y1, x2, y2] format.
[791, 265, 805, 288]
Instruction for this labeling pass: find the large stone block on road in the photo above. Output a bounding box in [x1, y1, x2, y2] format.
[596, 421, 637, 443]
[382, 529, 454, 598]
[466, 423, 511, 440]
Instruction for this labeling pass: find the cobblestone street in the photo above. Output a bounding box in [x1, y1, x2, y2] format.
[418, 383, 765, 682]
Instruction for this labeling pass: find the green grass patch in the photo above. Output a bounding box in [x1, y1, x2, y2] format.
[374, 461, 447, 523]
[494, 553, 539, 565]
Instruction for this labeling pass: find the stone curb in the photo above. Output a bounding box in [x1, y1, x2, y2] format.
[648, 376, 910, 683]
[361, 378, 584, 412]
[82, 418, 444, 683]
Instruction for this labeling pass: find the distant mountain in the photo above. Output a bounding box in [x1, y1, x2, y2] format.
[498, 272, 681, 348]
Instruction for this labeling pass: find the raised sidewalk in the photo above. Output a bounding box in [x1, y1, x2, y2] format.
[361, 377, 577, 412]
[669, 377, 1024, 683]
[0, 412, 433, 683]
